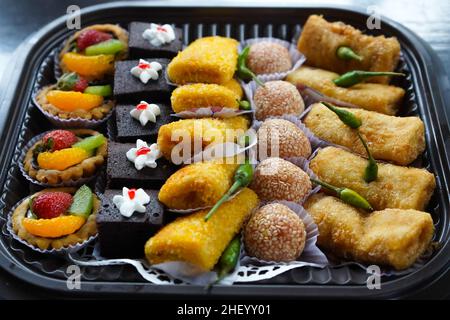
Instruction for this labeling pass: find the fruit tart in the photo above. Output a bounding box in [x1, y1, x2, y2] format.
[21, 129, 107, 185]
[35, 72, 115, 123]
[10, 185, 99, 251]
[59, 24, 128, 80]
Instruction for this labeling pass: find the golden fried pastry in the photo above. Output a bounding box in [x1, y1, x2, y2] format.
[159, 161, 239, 210]
[297, 15, 401, 84]
[286, 66, 405, 115]
[304, 194, 434, 270]
[146, 188, 259, 271]
[157, 116, 249, 162]
[304, 103, 425, 165]
[309, 147, 436, 211]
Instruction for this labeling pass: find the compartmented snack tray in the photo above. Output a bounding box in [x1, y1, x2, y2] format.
[0, 2, 449, 298]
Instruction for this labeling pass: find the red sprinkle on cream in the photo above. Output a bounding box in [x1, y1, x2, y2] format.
[136, 146, 151, 156]
[156, 26, 167, 32]
[128, 188, 136, 200]
[138, 62, 151, 69]
[136, 103, 148, 110]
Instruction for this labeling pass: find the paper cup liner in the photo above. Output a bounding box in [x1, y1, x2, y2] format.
[240, 37, 306, 82]
[18, 130, 102, 187]
[6, 195, 97, 255]
[172, 106, 253, 119]
[32, 93, 114, 129]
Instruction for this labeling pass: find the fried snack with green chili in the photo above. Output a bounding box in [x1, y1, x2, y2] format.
[286, 66, 404, 115]
[297, 15, 400, 84]
[171, 83, 240, 113]
[304, 194, 434, 270]
[145, 188, 259, 271]
[167, 36, 239, 85]
[157, 116, 250, 161]
[309, 147, 435, 211]
[304, 103, 425, 165]
[159, 161, 239, 210]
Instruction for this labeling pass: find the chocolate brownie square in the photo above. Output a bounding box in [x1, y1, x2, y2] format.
[128, 22, 183, 59]
[113, 58, 172, 102]
[106, 141, 178, 189]
[114, 102, 173, 143]
[97, 189, 164, 258]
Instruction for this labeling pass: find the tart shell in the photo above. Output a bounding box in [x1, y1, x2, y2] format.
[59, 24, 129, 77]
[22, 129, 107, 185]
[35, 85, 115, 121]
[11, 187, 99, 251]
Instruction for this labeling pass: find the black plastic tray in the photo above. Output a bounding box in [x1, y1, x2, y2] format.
[0, 2, 449, 299]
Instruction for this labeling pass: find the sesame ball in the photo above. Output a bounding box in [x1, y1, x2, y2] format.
[244, 203, 306, 262]
[258, 119, 312, 160]
[254, 81, 304, 121]
[250, 157, 311, 203]
[247, 42, 292, 75]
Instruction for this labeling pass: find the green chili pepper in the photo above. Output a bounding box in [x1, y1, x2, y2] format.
[216, 236, 241, 280]
[357, 132, 378, 183]
[204, 161, 253, 221]
[236, 46, 265, 87]
[311, 178, 373, 211]
[333, 70, 405, 87]
[321, 102, 362, 129]
[336, 46, 363, 61]
[237, 99, 251, 111]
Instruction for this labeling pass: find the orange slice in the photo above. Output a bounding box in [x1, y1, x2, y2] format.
[22, 215, 86, 238]
[46, 90, 104, 112]
[37, 147, 89, 170]
[61, 52, 114, 78]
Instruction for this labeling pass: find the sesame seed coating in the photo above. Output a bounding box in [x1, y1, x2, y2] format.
[258, 119, 312, 160]
[247, 42, 292, 75]
[250, 157, 312, 203]
[244, 203, 306, 262]
[254, 81, 305, 121]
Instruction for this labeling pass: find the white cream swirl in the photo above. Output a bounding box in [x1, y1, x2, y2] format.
[126, 139, 162, 170]
[112, 187, 150, 218]
[142, 23, 176, 47]
[129, 101, 161, 126]
[130, 59, 162, 84]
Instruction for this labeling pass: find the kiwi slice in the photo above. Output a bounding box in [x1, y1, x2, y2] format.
[67, 185, 94, 218]
[72, 134, 106, 152]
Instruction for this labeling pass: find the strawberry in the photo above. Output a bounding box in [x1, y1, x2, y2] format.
[31, 192, 73, 219]
[77, 29, 112, 51]
[73, 78, 89, 92]
[42, 130, 78, 151]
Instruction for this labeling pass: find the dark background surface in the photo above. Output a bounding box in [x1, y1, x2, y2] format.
[0, 0, 449, 299]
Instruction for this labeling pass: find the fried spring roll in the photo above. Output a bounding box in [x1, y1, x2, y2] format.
[167, 36, 239, 85]
[145, 188, 259, 270]
[286, 66, 405, 115]
[304, 103, 425, 165]
[297, 15, 401, 84]
[304, 194, 434, 270]
[309, 147, 435, 211]
[159, 161, 239, 210]
[157, 116, 249, 162]
[171, 83, 240, 113]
